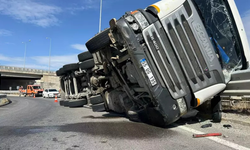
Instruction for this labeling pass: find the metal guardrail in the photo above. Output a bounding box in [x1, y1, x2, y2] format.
[0, 65, 56, 74]
[222, 69, 250, 96]
[0, 94, 7, 98]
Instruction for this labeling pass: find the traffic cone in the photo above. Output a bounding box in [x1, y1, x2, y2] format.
[33, 93, 36, 98]
[54, 95, 58, 103]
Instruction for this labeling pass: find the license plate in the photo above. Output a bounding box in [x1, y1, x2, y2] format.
[140, 58, 157, 86]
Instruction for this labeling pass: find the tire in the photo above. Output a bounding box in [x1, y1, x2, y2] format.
[212, 112, 222, 123]
[64, 100, 69, 107]
[92, 103, 106, 112]
[85, 28, 111, 53]
[63, 63, 79, 72]
[69, 99, 87, 107]
[90, 95, 104, 105]
[211, 96, 222, 123]
[78, 51, 93, 62]
[59, 100, 64, 106]
[56, 68, 65, 76]
[79, 59, 95, 70]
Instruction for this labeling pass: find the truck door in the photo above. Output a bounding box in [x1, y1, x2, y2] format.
[27, 86, 30, 94]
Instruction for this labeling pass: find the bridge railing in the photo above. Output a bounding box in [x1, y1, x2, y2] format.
[0, 66, 56, 74]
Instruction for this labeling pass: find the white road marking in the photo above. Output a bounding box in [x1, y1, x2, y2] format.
[176, 124, 250, 150]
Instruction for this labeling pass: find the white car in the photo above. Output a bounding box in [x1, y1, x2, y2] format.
[43, 89, 60, 98]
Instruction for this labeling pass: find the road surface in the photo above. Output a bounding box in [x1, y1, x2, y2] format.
[0, 97, 250, 150]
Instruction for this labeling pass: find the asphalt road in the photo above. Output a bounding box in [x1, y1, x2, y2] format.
[0, 97, 250, 150]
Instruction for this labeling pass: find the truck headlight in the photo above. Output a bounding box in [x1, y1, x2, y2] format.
[133, 12, 149, 29]
[125, 15, 134, 23]
[177, 98, 187, 115]
[131, 23, 139, 31]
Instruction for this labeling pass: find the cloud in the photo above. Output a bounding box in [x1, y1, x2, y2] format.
[0, 0, 62, 27]
[242, 10, 250, 46]
[0, 53, 78, 71]
[66, 0, 100, 14]
[0, 29, 12, 36]
[67, 6, 96, 14]
[0, 54, 23, 62]
[71, 44, 87, 51]
[31, 54, 78, 70]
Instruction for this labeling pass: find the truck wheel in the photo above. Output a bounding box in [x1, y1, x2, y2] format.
[56, 68, 65, 76]
[85, 28, 111, 54]
[90, 95, 104, 105]
[92, 103, 106, 112]
[69, 98, 87, 107]
[211, 96, 222, 123]
[63, 63, 79, 72]
[78, 51, 93, 62]
[59, 100, 64, 106]
[79, 59, 95, 70]
[212, 112, 222, 122]
[64, 100, 69, 107]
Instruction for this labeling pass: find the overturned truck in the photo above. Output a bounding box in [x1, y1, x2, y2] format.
[56, 0, 250, 127]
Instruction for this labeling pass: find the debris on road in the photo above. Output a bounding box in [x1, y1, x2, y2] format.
[201, 123, 212, 128]
[223, 124, 232, 129]
[193, 133, 222, 138]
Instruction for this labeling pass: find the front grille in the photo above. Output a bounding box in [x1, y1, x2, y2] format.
[143, 23, 188, 99]
[38, 91, 43, 94]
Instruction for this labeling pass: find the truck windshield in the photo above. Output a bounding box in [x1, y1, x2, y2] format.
[33, 86, 41, 89]
[193, 0, 243, 82]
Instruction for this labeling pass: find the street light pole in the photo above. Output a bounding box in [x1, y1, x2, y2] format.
[99, 0, 102, 33]
[23, 42, 27, 68]
[22, 40, 31, 69]
[46, 37, 52, 73]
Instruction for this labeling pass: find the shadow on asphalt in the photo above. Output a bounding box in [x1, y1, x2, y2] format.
[82, 112, 126, 119]
[82, 110, 210, 128]
[59, 122, 177, 139]
[2, 121, 177, 139]
[1, 113, 211, 139]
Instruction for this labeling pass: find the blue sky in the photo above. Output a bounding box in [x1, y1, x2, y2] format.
[0, 0, 249, 71]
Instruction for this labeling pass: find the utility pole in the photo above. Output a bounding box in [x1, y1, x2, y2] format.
[46, 37, 52, 73]
[22, 40, 31, 69]
[99, 0, 102, 33]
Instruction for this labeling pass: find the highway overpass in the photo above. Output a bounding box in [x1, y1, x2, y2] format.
[0, 66, 59, 90]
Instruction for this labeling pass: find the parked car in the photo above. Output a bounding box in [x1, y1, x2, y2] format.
[43, 89, 60, 98]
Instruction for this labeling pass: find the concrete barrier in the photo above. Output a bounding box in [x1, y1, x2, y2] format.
[0, 90, 19, 96]
[0, 94, 10, 106]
